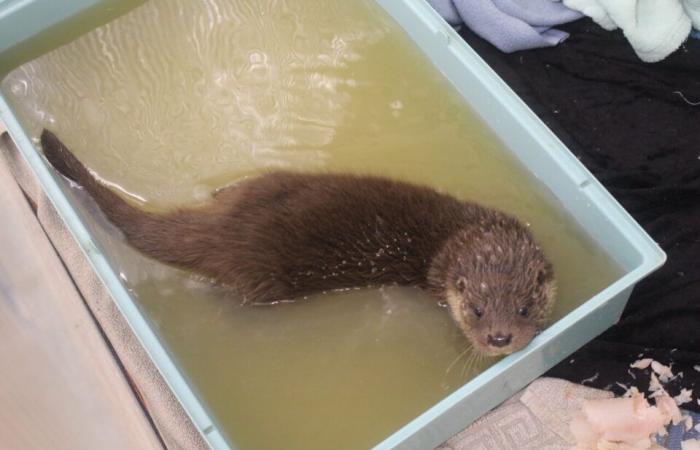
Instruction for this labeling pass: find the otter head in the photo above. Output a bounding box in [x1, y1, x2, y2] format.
[430, 215, 556, 356]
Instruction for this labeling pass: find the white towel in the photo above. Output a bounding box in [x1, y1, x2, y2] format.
[563, 0, 694, 62]
[685, 0, 700, 28]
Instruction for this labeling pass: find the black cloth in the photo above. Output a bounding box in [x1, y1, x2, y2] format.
[457, 19, 700, 410]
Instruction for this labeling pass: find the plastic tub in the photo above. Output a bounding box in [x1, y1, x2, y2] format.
[0, 0, 665, 449]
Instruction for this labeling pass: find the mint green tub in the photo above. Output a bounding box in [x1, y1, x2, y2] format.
[0, 1, 665, 449]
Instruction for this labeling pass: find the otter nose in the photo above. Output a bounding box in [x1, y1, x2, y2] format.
[487, 333, 512, 348]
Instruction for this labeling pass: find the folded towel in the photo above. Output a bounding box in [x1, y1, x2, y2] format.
[427, 0, 583, 53]
[563, 0, 696, 62]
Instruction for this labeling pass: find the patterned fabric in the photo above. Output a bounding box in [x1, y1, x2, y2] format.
[439, 378, 700, 450]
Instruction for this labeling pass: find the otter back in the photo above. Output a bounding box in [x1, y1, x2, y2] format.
[41, 129, 477, 303]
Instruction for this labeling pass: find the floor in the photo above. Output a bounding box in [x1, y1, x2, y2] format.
[0, 121, 163, 450]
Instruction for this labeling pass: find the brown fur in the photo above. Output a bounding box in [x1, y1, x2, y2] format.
[41, 129, 556, 355]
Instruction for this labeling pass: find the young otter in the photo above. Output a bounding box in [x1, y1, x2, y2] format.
[41, 129, 555, 355]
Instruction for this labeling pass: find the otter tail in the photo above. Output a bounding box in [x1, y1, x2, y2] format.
[40, 129, 151, 235]
[40, 129, 210, 268]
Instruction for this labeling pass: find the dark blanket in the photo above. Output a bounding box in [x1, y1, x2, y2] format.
[457, 19, 700, 410]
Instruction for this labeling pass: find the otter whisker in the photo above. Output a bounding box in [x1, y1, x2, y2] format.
[462, 350, 492, 379]
[476, 352, 486, 371]
[460, 354, 471, 378]
[446, 344, 473, 374]
[461, 351, 480, 378]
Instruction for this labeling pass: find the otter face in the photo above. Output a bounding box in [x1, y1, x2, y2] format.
[438, 225, 556, 356]
[446, 268, 555, 356]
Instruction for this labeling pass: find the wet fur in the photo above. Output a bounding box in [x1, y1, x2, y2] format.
[41, 129, 555, 354]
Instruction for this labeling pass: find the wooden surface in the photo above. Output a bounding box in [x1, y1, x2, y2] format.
[0, 134, 163, 450]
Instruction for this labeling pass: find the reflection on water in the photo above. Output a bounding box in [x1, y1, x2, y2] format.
[3, 0, 393, 206]
[1, 0, 622, 448]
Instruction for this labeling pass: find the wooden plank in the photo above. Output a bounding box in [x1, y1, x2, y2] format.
[0, 149, 163, 450]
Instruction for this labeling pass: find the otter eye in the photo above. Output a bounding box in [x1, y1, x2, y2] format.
[518, 306, 529, 317]
[471, 305, 483, 318]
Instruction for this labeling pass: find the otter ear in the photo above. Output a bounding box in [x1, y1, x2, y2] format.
[456, 276, 467, 293]
[536, 266, 551, 286]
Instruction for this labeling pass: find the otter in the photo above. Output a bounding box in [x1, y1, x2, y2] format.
[40, 129, 555, 355]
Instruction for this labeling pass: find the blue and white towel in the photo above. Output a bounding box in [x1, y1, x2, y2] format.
[427, 0, 583, 53]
